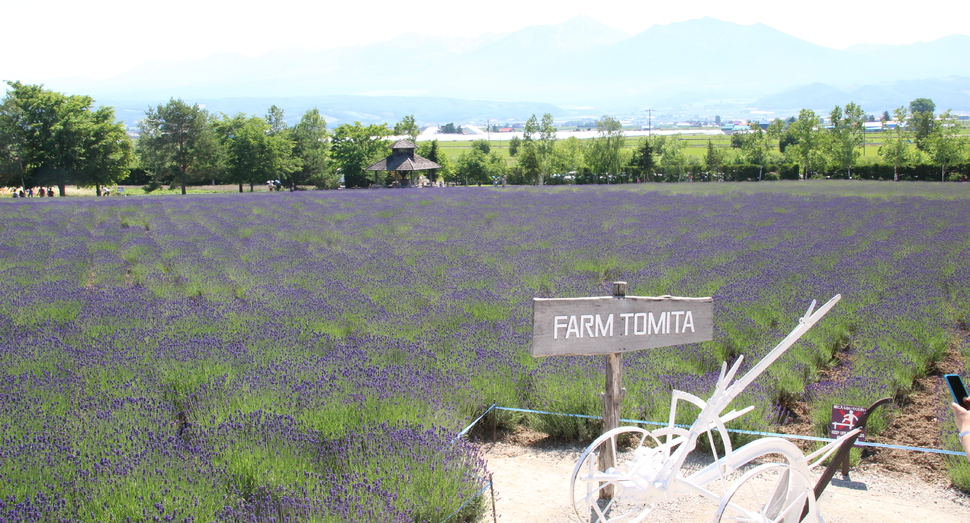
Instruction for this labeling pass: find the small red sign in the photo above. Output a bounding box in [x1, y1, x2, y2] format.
[830, 404, 866, 446]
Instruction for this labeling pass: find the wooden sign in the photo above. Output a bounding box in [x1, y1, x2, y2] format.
[531, 295, 714, 357]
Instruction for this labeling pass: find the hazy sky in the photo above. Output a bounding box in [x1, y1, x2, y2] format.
[4, 0, 966, 83]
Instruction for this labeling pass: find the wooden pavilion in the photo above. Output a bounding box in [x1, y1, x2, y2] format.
[364, 139, 441, 187]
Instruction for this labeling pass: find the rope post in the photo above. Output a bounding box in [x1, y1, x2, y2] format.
[489, 473, 498, 523]
[492, 400, 497, 442]
[598, 282, 627, 499]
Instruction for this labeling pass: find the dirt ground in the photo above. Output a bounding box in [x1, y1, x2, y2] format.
[479, 344, 970, 522]
[481, 434, 970, 522]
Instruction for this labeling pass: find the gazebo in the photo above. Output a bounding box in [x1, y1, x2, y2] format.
[364, 139, 441, 187]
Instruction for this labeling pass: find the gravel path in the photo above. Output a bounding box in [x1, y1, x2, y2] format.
[480, 440, 970, 522]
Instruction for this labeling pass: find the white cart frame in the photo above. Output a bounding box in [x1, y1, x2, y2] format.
[571, 295, 868, 523]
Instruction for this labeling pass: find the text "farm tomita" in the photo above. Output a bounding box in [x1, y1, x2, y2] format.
[553, 311, 698, 339]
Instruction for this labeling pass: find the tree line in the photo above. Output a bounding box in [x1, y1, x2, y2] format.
[0, 85, 445, 192]
[401, 100, 969, 186]
[720, 98, 968, 183]
[446, 114, 630, 186]
[136, 100, 333, 194]
[2, 83, 968, 194]
[0, 82, 132, 196]
[0, 83, 335, 194]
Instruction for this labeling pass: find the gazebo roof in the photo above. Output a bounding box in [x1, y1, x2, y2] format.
[365, 154, 440, 172]
[365, 139, 441, 172]
[390, 139, 418, 150]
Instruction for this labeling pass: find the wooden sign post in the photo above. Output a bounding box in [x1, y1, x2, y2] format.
[532, 282, 714, 498]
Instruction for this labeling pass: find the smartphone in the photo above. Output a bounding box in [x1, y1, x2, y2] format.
[945, 374, 970, 409]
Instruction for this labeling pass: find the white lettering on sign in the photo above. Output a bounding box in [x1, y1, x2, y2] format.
[554, 314, 615, 338]
[532, 295, 714, 357]
[556, 311, 696, 338]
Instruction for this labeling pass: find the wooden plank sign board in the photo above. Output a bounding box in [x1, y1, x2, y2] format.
[532, 295, 714, 357]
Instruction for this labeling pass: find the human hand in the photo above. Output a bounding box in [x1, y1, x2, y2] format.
[950, 400, 970, 433]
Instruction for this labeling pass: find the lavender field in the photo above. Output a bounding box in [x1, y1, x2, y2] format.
[2, 182, 970, 521]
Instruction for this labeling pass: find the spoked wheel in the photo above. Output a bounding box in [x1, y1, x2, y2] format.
[715, 462, 815, 523]
[570, 427, 669, 523]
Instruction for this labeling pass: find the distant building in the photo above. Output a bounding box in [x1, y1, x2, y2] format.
[364, 140, 441, 187]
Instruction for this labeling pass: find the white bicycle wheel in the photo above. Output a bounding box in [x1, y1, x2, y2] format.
[570, 427, 665, 523]
[714, 462, 815, 523]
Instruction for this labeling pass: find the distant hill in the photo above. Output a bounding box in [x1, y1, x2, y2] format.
[43, 16, 970, 123]
[753, 76, 970, 115]
[100, 95, 565, 130]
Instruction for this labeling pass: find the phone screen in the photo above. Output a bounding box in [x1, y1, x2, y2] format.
[945, 374, 970, 408]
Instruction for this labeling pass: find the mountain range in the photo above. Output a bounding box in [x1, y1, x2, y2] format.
[44, 16, 970, 126]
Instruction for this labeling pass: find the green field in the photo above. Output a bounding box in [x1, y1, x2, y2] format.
[432, 129, 960, 161]
[2, 181, 970, 521]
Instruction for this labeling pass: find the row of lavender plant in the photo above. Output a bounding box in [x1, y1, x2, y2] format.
[2, 182, 969, 520]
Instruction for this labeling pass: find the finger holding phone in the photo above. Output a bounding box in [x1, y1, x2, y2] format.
[945, 374, 970, 459]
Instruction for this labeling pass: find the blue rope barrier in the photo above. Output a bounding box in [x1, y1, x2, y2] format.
[492, 406, 966, 457]
[438, 480, 491, 523]
[443, 405, 499, 523]
[452, 403, 497, 443]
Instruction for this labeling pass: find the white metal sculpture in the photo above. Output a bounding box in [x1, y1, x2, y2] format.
[571, 295, 856, 523]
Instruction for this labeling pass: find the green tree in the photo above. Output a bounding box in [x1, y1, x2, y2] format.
[523, 115, 538, 142]
[518, 142, 542, 185]
[909, 98, 936, 151]
[585, 115, 624, 183]
[330, 122, 390, 188]
[767, 118, 786, 151]
[291, 108, 332, 188]
[440, 123, 462, 134]
[394, 115, 419, 143]
[471, 139, 491, 154]
[266, 105, 287, 135]
[547, 136, 586, 183]
[704, 139, 724, 178]
[214, 114, 299, 192]
[78, 105, 135, 194]
[730, 131, 746, 150]
[417, 139, 443, 182]
[927, 110, 967, 181]
[878, 107, 911, 181]
[210, 113, 245, 190]
[910, 98, 936, 113]
[508, 135, 521, 157]
[518, 115, 542, 184]
[627, 138, 655, 181]
[658, 135, 688, 182]
[455, 147, 504, 186]
[0, 116, 18, 188]
[433, 154, 455, 185]
[0, 81, 133, 196]
[826, 102, 865, 179]
[739, 124, 773, 180]
[785, 109, 822, 179]
[515, 113, 558, 184]
[531, 113, 558, 184]
[138, 98, 221, 194]
[538, 113, 557, 161]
